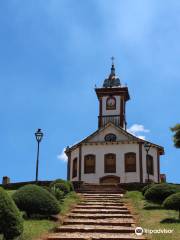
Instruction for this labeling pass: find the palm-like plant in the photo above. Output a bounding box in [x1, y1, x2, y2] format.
[171, 124, 180, 148]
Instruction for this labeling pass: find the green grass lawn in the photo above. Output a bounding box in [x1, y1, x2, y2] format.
[0, 190, 81, 240]
[19, 219, 57, 240]
[123, 191, 180, 240]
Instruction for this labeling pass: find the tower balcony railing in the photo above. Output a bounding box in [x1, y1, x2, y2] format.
[98, 115, 121, 127]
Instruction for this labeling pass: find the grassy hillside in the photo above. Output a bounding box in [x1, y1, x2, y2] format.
[124, 191, 180, 240]
[0, 191, 81, 240]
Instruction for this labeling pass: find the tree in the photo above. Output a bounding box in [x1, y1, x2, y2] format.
[171, 124, 180, 148]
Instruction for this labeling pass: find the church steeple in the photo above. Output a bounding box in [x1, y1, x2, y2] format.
[95, 59, 130, 129]
[103, 57, 121, 88]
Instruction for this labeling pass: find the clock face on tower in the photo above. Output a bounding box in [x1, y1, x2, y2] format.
[106, 96, 116, 110]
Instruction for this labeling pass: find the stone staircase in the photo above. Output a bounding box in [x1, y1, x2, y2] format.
[47, 192, 146, 240]
[76, 183, 126, 194]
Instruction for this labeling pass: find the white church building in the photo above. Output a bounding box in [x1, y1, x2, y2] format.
[65, 62, 164, 184]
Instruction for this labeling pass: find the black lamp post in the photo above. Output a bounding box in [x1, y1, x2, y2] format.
[35, 129, 43, 182]
[144, 142, 151, 183]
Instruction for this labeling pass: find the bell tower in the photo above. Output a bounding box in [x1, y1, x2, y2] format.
[95, 59, 130, 129]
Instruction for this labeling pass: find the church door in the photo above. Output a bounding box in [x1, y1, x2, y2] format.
[100, 175, 120, 184]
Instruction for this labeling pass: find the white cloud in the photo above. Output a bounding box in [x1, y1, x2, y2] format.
[128, 124, 150, 134]
[57, 148, 67, 162]
[127, 124, 150, 140]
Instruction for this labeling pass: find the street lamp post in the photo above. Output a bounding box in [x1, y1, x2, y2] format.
[35, 129, 43, 182]
[144, 142, 151, 183]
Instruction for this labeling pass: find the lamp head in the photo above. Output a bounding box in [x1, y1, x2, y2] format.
[35, 129, 43, 142]
[144, 142, 151, 153]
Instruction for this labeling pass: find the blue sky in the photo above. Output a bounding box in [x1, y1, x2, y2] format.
[0, 0, 180, 183]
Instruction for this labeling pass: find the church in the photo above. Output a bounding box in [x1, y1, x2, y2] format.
[65, 61, 164, 184]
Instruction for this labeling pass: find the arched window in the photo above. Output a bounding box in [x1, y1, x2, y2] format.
[104, 133, 117, 142]
[106, 96, 116, 110]
[104, 153, 116, 173]
[72, 158, 77, 178]
[147, 155, 154, 175]
[125, 152, 136, 172]
[84, 155, 96, 174]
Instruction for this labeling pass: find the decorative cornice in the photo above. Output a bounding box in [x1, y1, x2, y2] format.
[95, 87, 130, 101]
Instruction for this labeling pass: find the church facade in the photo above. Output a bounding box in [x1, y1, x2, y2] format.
[65, 63, 164, 184]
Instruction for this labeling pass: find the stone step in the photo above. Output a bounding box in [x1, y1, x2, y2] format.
[68, 213, 133, 219]
[81, 194, 122, 197]
[83, 193, 123, 196]
[63, 218, 135, 226]
[83, 196, 122, 198]
[72, 209, 130, 214]
[47, 232, 146, 240]
[46, 190, 145, 240]
[78, 190, 125, 194]
[78, 189, 123, 191]
[82, 197, 122, 200]
[83, 192, 123, 196]
[79, 202, 124, 206]
[81, 185, 120, 188]
[76, 205, 128, 210]
[83, 198, 122, 201]
[82, 195, 121, 198]
[81, 199, 122, 203]
[56, 225, 135, 233]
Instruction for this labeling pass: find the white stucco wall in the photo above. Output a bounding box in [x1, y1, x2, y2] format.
[102, 96, 121, 116]
[70, 143, 159, 183]
[69, 122, 160, 184]
[81, 143, 140, 183]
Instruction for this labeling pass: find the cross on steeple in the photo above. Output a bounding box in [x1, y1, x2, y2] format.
[111, 56, 115, 65]
[110, 56, 115, 76]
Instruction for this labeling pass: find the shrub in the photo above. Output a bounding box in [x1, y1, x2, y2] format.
[163, 192, 180, 219]
[144, 183, 180, 204]
[50, 179, 70, 195]
[51, 182, 69, 195]
[142, 184, 154, 195]
[42, 186, 51, 192]
[51, 187, 64, 202]
[0, 187, 23, 240]
[67, 181, 74, 191]
[50, 179, 67, 186]
[12, 184, 60, 217]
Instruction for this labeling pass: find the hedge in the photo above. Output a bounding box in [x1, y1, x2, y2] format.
[0, 180, 51, 190]
[142, 184, 154, 195]
[12, 184, 60, 217]
[0, 187, 23, 240]
[144, 183, 180, 204]
[51, 187, 64, 202]
[67, 181, 74, 191]
[163, 192, 180, 219]
[50, 179, 71, 195]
